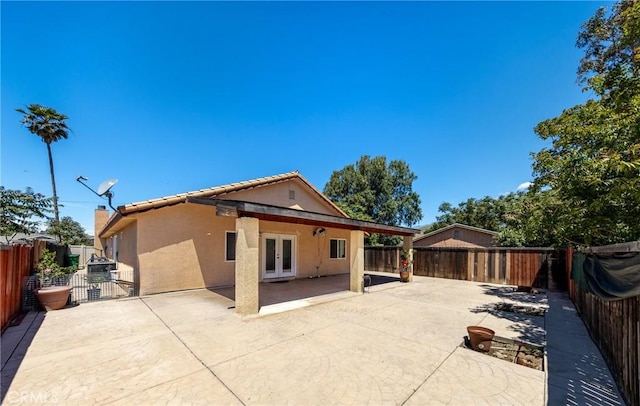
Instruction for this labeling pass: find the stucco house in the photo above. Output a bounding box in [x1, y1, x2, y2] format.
[96, 171, 419, 314]
[413, 223, 497, 248]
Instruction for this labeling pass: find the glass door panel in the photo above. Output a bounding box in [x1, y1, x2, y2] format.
[265, 237, 276, 275]
[282, 238, 292, 274]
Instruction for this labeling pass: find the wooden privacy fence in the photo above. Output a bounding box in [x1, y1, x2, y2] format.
[1, 244, 34, 332]
[365, 246, 565, 289]
[573, 288, 639, 406]
[566, 243, 640, 406]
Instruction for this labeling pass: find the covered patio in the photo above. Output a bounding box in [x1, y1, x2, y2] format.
[188, 197, 420, 315]
[212, 271, 403, 314]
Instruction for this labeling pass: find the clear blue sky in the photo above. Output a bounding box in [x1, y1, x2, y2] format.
[1, 1, 610, 234]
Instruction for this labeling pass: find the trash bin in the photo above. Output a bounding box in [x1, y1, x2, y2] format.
[67, 254, 80, 267]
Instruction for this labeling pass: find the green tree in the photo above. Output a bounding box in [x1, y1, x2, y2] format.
[496, 189, 564, 247]
[0, 186, 53, 243]
[45, 216, 91, 245]
[323, 155, 422, 245]
[16, 104, 70, 223]
[426, 194, 512, 233]
[425, 191, 563, 247]
[531, 0, 640, 246]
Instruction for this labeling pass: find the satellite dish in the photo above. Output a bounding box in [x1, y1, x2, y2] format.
[76, 175, 120, 213]
[97, 178, 118, 196]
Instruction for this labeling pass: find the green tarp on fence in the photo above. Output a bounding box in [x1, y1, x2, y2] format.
[572, 251, 640, 300]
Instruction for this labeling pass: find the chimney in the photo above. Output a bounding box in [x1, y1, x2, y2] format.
[94, 205, 109, 255]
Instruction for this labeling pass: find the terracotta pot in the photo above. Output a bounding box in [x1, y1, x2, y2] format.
[399, 270, 410, 282]
[467, 326, 495, 352]
[36, 286, 72, 311]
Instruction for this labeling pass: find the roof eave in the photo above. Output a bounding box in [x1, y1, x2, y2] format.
[188, 197, 419, 236]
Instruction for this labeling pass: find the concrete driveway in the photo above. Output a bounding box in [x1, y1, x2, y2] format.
[1, 275, 623, 405]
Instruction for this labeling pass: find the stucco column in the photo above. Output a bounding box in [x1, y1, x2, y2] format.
[349, 230, 365, 293]
[235, 217, 260, 315]
[403, 236, 414, 282]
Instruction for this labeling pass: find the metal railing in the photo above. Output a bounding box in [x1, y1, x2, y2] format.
[70, 269, 138, 302]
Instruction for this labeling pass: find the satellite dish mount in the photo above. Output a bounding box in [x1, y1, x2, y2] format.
[76, 176, 119, 212]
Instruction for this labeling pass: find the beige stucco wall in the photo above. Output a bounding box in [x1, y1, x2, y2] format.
[134, 203, 236, 295]
[222, 178, 342, 216]
[107, 179, 354, 296]
[257, 220, 351, 279]
[113, 207, 352, 295]
[111, 222, 137, 274]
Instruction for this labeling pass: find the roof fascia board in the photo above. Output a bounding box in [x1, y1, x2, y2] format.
[188, 197, 419, 236]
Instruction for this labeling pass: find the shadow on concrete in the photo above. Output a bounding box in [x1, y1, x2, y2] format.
[477, 284, 547, 305]
[211, 273, 399, 308]
[366, 273, 400, 286]
[545, 292, 625, 406]
[469, 284, 625, 404]
[1, 311, 45, 403]
[470, 284, 547, 346]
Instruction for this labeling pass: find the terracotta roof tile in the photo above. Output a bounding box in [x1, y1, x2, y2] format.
[115, 171, 347, 217]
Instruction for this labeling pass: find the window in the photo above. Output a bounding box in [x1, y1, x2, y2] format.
[453, 230, 460, 238]
[225, 231, 236, 261]
[330, 239, 346, 259]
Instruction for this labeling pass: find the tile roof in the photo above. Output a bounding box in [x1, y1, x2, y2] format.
[116, 171, 347, 217]
[414, 222, 498, 242]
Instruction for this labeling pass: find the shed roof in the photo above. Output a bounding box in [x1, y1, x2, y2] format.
[414, 223, 498, 242]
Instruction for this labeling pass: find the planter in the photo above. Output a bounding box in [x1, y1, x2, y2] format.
[467, 326, 495, 352]
[399, 269, 410, 282]
[87, 288, 101, 301]
[36, 286, 72, 311]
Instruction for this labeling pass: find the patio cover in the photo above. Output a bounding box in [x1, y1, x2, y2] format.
[186, 197, 421, 236]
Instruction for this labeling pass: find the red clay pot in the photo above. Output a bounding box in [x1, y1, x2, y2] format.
[36, 286, 72, 311]
[467, 326, 495, 352]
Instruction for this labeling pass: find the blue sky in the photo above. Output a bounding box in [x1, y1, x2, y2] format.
[1, 1, 610, 234]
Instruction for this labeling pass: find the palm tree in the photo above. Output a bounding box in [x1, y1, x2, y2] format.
[16, 104, 70, 223]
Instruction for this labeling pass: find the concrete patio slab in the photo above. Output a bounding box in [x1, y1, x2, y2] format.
[407, 347, 545, 405]
[1, 275, 626, 405]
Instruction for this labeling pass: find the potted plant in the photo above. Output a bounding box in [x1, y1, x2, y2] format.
[34, 249, 78, 311]
[399, 249, 413, 282]
[86, 273, 109, 301]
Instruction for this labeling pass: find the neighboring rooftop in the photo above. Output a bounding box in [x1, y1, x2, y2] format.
[1, 233, 57, 244]
[415, 223, 498, 241]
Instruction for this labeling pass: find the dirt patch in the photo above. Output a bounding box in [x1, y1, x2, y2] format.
[462, 336, 544, 371]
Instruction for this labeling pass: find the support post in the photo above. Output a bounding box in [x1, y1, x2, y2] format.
[403, 236, 414, 282]
[235, 217, 260, 315]
[349, 230, 365, 293]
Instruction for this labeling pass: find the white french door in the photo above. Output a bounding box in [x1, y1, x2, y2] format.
[262, 234, 296, 279]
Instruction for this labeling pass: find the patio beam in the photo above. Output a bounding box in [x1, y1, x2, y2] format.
[187, 197, 420, 237]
